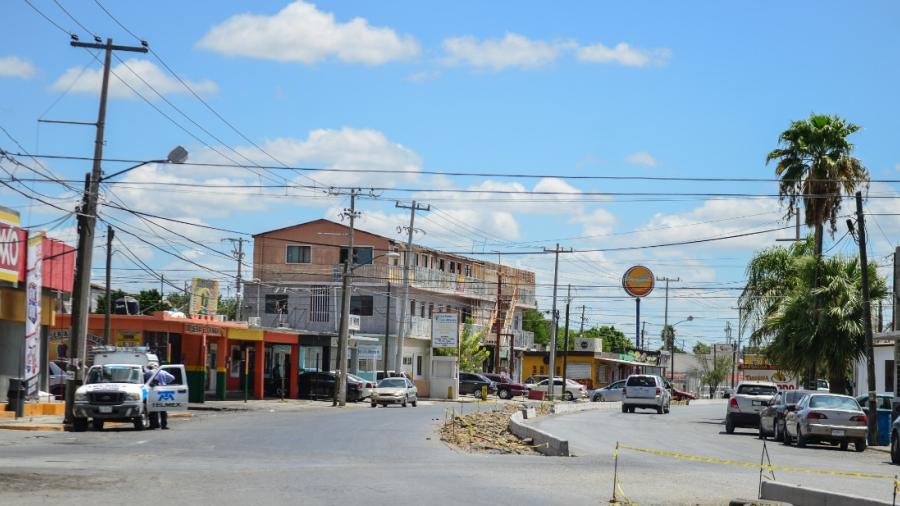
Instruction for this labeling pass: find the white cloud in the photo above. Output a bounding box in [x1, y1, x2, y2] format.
[577, 43, 671, 67]
[441, 33, 573, 70]
[571, 208, 617, 237]
[197, 1, 420, 65]
[0, 56, 36, 79]
[52, 59, 217, 99]
[625, 151, 658, 167]
[407, 70, 440, 83]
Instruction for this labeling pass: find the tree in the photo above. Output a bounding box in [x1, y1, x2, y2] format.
[522, 308, 551, 347]
[659, 325, 685, 353]
[692, 342, 711, 356]
[697, 355, 732, 397]
[164, 292, 191, 312]
[579, 325, 631, 353]
[434, 320, 490, 372]
[135, 289, 163, 315]
[93, 289, 128, 314]
[217, 296, 238, 321]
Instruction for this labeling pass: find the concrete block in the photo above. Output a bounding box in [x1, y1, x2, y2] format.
[521, 407, 536, 419]
[508, 410, 569, 456]
[761, 481, 891, 506]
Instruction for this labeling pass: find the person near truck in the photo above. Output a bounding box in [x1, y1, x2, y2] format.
[144, 364, 175, 430]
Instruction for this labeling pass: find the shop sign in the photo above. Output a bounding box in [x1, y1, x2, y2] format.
[622, 266, 654, 298]
[432, 312, 459, 348]
[116, 330, 142, 347]
[358, 344, 381, 360]
[24, 232, 42, 397]
[185, 324, 224, 336]
[742, 369, 798, 390]
[0, 207, 26, 284]
[189, 278, 220, 315]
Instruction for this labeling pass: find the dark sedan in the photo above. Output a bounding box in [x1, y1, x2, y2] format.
[298, 371, 363, 402]
[482, 373, 527, 399]
[459, 372, 497, 397]
[759, 389, 812, 441]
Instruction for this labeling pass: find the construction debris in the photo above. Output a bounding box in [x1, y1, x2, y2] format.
[439, 404, 546, 455]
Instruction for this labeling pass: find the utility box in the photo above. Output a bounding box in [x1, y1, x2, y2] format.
[430, 356, 458, 400]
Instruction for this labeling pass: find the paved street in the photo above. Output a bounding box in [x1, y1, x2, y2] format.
[533, 400, 898, 504]
[1, 400, 897, 505]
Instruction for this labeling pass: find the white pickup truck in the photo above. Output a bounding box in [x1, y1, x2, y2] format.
[72, 348, 188, 432]
[725, 381, 778, 434]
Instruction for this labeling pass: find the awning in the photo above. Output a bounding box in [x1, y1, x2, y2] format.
[597, 357, 644, 367]
[350, 335, 380, 343]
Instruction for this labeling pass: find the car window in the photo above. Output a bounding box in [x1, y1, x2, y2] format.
[626, 376, 655, 387]
[784, 391, 807, 404]
[809, 395, 859, 410]
[86, 365, 142, 384]
[610, 381, 625, 389]
[378, 378, 407, 388]
[736, 384, 777, 395]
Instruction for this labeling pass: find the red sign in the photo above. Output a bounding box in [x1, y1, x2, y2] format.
[622, 265, 655, 298]
[0, 217, 27, 284]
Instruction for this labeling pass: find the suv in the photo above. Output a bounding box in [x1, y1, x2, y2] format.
[622, 375, 671, 414]
[298, 371, 362, 402]
[725, 381, 778, 434]
[459, 372, 497, 397]
[482, 373, 527, 399]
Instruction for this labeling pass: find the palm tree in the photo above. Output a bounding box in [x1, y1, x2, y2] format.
[766, 114, 869, 259]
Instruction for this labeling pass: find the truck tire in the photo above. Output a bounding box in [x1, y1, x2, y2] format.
[621, 404, 628, 413]
[498, 389, 510, 400]
[73, 417, 88, 432]
[892, 433, 900, 463]
[92, 420, 104, 431]
[133, 411, 150, 431]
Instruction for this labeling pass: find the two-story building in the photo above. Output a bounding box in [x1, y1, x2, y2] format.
[243, 219, 537, 395]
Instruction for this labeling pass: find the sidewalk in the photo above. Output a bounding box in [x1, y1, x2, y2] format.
[0, 412, 193, 432]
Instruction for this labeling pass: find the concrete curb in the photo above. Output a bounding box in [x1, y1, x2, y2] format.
[508, 409, 570, 457]
[761, 480, 891, 505]
[0, 424, 65, 432]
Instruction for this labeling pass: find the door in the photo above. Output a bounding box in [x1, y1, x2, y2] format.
[206, 343, 217, 394]
[148, 365, 189, 412]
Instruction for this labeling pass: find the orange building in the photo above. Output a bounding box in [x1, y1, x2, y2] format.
[53, 312, 302, 402]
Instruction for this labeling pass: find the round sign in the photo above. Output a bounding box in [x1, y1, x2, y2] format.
[622, 265, 654, 297]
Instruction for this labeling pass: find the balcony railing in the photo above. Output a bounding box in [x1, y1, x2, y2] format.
[402, 315, 432, 339]
[345, 263, 498, 301]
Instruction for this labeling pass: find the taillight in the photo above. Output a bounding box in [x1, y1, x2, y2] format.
[850, 415, 867, 424]
[807, 412, 828, 420]
[622, 388, 627, 396]
[656, 388, 661, 396]
[729, 398, 738, 408]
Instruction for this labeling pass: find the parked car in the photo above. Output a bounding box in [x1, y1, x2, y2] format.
[347, 373, 376, 399]
[783, 393, 867, 452]
[481, 373, 527, 399]
[725, 382, 778, 434]
[622, 375, 671, 414]
[376, 370, 408, 381]
[530, 377, 586, 401]
[890, 415, 900, 464]
[523, 375, 549, 390]
[759, 390, 812, 441]
[48, 360, 67, 399]
[371, 377, 418, 408]
[855, 393, 893, 414]
[297, 371, 362, 402]
[816, 379, 831, 392]
[590, 380, 626, 402]
[459, 372, 497, 397]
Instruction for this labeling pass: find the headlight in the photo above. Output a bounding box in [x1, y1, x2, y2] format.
[74, 391, 87, 401]
[125, 392, 141, 401]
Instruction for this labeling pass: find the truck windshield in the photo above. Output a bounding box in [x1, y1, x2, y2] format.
[86, 365, 143, 384]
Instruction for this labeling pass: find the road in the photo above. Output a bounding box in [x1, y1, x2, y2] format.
[532, 400, 898, 504]
[1, 400, 895, 505]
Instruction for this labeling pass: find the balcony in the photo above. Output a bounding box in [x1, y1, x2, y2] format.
[402, 315, 432, 339]
[344, 264, 498, 301]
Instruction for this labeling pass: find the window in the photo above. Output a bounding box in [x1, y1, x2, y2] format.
[309, 286, 330, 322]
[339, 246, 373, 265]
[439, 259, 445, 271]
[402, 356, 413, 366]
[736, 384, 777, 395]
[416, 355, 423, 377]
[265, 294, 288, 314]
[410, 299, 416, 316]
[464, 264, 472, 277]
[350, 295, 373, 316]
[428, 303, 434, 318]
[285, 245, 311, 264]
[886, 360, 895, 395]
[449, 261, 456, 274]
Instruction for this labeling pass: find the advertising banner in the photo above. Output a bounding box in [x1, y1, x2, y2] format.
[358, 344, 382, 360]
[24, 232, 43, 397]
[0, 207, 26, 284]
[189, 278, 220, 315]
[432, 313, 459, 348]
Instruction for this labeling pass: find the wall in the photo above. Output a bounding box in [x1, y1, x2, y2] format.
[855, 344, 894, 395]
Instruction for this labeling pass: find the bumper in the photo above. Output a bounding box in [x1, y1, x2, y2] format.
[806, 423, 867, 440]
[624, 396, 663, 408]
[728, 412, 761, 427]
[74, 402, 143, 419]
[373, 396, 406, 404]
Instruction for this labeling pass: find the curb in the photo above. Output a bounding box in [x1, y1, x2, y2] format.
[508, 409, 570, 457]
[0, 424, 65, 432]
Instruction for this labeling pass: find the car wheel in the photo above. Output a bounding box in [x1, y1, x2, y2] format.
[381, 404, 387, 408]
[412, 397, 417, 407]
[840, 440, 849, 451]
[92, 420, 104, 431]
[402, 396, 408, 408]
[783, 428, 792, 446]
[498, 389, 510, 400]
[796, 425, 807, 448]
[564, 391, 574, 401]
[628, 406, 635, 413]
[855, 438, 867, 452]
[621, 404, 628, 413]
[592, 394, 601, 402]
[725, 415, 735, 434]
[370, 402, 377, 408]
[892, 433, 900, 464]
[773, 421, 783, 442]
[664, 403, 671, 414]
[656, 404, 664, 414]
[73, 417, 88, 432]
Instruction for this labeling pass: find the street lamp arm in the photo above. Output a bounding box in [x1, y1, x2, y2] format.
[100, 159, 164, 181]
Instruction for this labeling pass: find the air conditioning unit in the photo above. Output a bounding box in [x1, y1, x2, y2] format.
[574, 338, 602, 352]
[248, 316, 261, 327]
[215, 314, 226, 322]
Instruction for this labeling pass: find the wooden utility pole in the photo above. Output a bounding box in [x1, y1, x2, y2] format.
[851, 192, 878, 445]
[224, 238, 245, 321]
[64, 38, 148, 426]
[394, 200, 429, 375]
[561, 285, 571, 394]
[494, 272, 502, 373]
[103, 225, 114, 345]
[383, 282, 390, 377]
[543, 244, 570, 401]
[334, 190, 359, 407]
[657, 276, 680, 380]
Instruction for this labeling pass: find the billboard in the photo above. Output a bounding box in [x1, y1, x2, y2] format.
[189, 278, 220, 315]
[24, 232, 43, 397]
[0, 206, 26, 284]
[432, 313, 459, 348]
[622, 265, 654, 298]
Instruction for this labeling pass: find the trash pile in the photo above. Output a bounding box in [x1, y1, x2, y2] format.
[439, 404, 545, 455]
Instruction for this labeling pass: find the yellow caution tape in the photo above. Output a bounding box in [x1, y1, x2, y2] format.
[619, 445, 896, 481]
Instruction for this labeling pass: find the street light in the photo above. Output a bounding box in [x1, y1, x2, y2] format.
[101, 146, 188, 181]
[334, 250, 400, 406]
[668, 316, 694, 381]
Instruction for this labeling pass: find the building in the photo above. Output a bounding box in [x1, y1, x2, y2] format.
[244, 219, 537, 395]
[521, 349, 664, 389]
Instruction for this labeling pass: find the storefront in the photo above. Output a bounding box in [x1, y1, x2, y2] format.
[521, 350, 662, 389]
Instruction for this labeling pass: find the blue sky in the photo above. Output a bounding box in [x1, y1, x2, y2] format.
[1, 1, 898, 348]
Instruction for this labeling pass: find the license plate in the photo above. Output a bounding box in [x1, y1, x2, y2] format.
[98, 406, 112, 413]
[832, 429, 845, 437]
[752, 401, 762, 406]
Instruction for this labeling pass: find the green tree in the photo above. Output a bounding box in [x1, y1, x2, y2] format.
[217, 296, 238, 321]
[692, 342, 711, 356]
[434, 320, 490, 372]
[164, 292, 191, 312]
[579, 325, 631, 353]
[93, 289, 128, 314]
[522, 308, 551, 347]
[697, 355, 732, 396]
[136, 289, 163, 315]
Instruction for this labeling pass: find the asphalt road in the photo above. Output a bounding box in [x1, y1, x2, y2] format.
[532, 400, 898, 504]
[1, 400, 895, 505]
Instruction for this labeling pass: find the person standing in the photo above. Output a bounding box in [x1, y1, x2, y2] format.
[144, 363, 175, 429]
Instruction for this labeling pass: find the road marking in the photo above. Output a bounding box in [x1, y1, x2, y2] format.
[619, 444, 897, 481]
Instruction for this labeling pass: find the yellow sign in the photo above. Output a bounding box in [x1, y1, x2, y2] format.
[228, 327, 263, 341]
[622, 266, 654, 298]
[190, 278, 220, 315]
[115, 330, 142, 347]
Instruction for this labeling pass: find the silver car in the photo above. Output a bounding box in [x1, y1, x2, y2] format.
[591, 380, 626, 402]
[783, 393, 868, 452]
[370, 377, 418, 408]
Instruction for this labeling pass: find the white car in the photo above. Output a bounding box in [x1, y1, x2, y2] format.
[347, 374, 375, 399]
[591, 380, 626, 402]
[530, 377, 586, 401]
[622, 375, 671, 414]
[725, 381, 778, 434]
[371, 377, 418, 407]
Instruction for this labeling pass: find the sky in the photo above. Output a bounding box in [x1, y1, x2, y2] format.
[1, 1, 898, 351]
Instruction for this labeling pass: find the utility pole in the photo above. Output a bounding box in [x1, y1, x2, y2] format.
[561, 285, 571, 394]
[657, 276, 680, 381]
[850, 191, 878, 445]
[334, 190, 359, 407]
[494, 272, 502, 373]
[383, 282, 391, 377]
[394, 200, 429, 376]
[65, 38, 148, 426]
[224, 238, 245, 321]
[544, 244, 571, 401]
[640, 321, 647, 350]
[103, 226, 113, 345]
